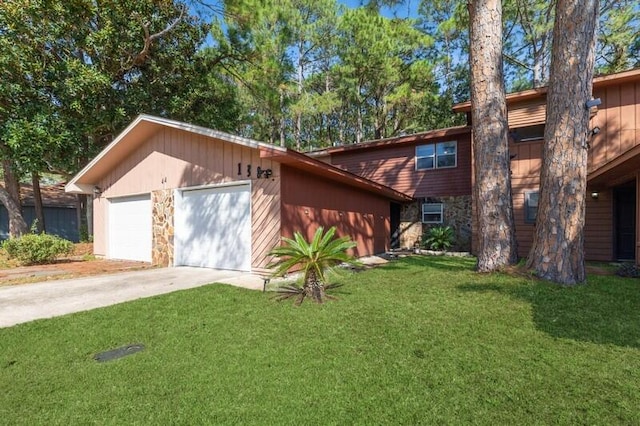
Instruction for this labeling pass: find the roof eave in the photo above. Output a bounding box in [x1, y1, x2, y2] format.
[452, 67, 640, 113]
[65, 114, 287, 193]
[261, 148, 413, 202]
[308, 126, 472, 156]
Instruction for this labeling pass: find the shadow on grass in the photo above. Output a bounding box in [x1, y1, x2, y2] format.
[377, 255, 476, 273]
[458, 275, 640, 349]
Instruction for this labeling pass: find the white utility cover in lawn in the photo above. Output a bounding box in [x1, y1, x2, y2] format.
[174, 184, 251, 271]
[108, 194, 152, 262]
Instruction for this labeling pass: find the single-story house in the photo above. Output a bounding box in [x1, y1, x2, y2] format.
[1, 183, 79, 242]
[65, 115, 412, 271]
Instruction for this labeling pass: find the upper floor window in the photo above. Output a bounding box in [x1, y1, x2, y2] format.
[416, 141, 457, 170]
[510, 124, 545, 143]
[525, 191, 539, 223]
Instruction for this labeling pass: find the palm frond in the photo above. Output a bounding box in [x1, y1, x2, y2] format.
[266, 226, 358, 304]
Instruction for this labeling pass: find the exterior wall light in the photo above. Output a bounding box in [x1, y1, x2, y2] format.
[585, 98, 601, 109]
[591, 191, 599, 200]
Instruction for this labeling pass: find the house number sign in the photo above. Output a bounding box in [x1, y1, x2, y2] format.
[238, 163, 273, 179]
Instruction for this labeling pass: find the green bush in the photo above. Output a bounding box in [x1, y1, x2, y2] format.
[2, 233, 74, 265]
[422, 226, 455, 251]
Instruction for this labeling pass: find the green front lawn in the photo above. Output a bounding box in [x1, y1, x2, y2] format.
[1, 256, 639, 424]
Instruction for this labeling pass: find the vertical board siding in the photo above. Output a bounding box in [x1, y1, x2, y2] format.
[98, 127, 278, 198]
[584, 190, 613, 261]
[280, 165, 390, 256]
[94, 127, 280, 263]
[474, 77, 640, 261]
[329, 132, 472, 198]
[251, 177, 282, 269]
[589, 81, 640, 172]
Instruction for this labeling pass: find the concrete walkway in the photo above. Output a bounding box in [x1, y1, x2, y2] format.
[0, 267, 265, 328]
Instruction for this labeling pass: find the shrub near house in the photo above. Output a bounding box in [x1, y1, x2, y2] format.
[3, 233, 74, 265]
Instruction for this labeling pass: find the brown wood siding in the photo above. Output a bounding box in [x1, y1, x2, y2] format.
[509, 181, 612, 261]
[329, 132, 472, 198]
[474, 77, 640, 261]
[584, 190, 613, 261]
[251, 177, 281, 269]
[280, 165, 390, 256]
[507, 98, 547, 128]
[589, 81, 640, 173]
[503, 80, 640, 177]
[477, 137, 615, 261]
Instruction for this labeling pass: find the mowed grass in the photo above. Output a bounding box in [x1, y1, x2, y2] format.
[1, 256, 639, 425]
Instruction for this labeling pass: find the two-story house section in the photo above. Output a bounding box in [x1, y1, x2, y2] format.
[454, 67, 640, 263]
[309, 126, 473, 250]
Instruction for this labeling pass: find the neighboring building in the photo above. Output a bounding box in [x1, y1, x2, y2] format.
[0, 183, 79, 242]
[310, 127, 473, 250]
[453, 68, 640, 263]
[65, 115, 411, 271]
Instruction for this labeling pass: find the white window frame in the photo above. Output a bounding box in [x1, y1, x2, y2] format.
[416, 141, 457, 170]
[422, 203, 444, 224]
[524, 191, 539, 223]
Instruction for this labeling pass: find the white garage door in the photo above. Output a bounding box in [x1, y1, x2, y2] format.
[108, 194, 152, 262]
[175, 184, 251, 271]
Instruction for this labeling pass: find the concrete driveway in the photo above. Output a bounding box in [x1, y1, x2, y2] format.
[0, 267, 263, 328]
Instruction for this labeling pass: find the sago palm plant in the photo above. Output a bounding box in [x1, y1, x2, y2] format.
[267, 226, 359, 304]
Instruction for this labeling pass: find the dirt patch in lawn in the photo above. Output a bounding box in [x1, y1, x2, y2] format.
[0, 243, 153, 287]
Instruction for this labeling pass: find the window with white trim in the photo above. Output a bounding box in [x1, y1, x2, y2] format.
[422, 203, 444, 224]
[416, 141, 457, 170]
[525, 191, 539, 223]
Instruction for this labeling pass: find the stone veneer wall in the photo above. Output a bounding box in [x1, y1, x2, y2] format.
[399, 202, 423, 249]
[425, 195, 472, 251]
[152, 189, 174, 266]
[399, 195, 472, 251]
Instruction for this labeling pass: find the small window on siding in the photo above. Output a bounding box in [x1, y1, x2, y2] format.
[525, 191, 539, 223]
[510, 125, 545, 143]
[422, 203, 443, 224]
[416, 141, 457, 170]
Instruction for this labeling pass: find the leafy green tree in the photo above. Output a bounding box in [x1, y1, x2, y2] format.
[334, 7, 435, 143]
[597, 1, 640, 73]
[268, 226, 359, 304]
[1, 0, 239, 236]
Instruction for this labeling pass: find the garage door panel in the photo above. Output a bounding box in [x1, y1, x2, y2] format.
[108, 195, 152, 262]
[175, 185, 251, 271]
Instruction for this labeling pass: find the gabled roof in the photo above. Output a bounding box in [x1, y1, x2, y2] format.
[65, 114, 412, 202]
[65, 114, 281, 194]
[452, 67, 640, 113]
[307, 125, 471, 157]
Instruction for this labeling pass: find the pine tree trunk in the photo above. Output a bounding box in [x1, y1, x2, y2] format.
[527, 0, 599, 285]
[1, 160, 27, 237]
[32, 172, 45, 233]
[469, 0, 518, 271]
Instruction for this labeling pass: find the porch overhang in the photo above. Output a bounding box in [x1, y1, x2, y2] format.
[588, 144, 640, 189]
